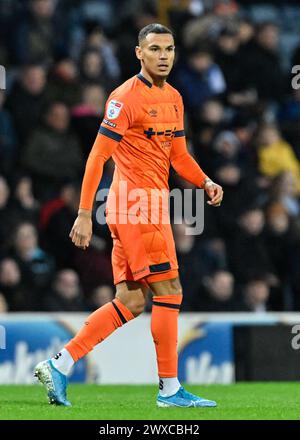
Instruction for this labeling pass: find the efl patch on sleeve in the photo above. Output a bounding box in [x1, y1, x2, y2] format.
[106, 100, 124, 120]
[103, 118, 117, 128]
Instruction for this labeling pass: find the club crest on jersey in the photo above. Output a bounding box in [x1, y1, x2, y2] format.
[106, 100, 123, 120]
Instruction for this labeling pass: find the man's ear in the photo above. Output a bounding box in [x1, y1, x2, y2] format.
[135, 46, 143, 61]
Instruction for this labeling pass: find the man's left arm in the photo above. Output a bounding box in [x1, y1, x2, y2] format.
[170, 96, 223, 206]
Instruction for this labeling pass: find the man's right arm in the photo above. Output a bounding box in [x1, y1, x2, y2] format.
[70, 93, 132, 249]
[79, 133, 119, 212]
[69, 133, 119, 249]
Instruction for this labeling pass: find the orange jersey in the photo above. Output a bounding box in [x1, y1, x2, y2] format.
[79, 73, 208, 211]
[101, 73, 185, 191]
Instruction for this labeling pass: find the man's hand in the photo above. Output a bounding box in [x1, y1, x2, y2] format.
[204, 178, 223, 207]
[69, 209, 92, 249]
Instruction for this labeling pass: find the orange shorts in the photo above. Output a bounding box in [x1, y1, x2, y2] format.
[106, 211, 178, 285]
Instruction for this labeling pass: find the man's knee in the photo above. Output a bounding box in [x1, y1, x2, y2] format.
[150, 276, 183, 297]
[115, 281, 147, 317]
[120, 296, 145, 317]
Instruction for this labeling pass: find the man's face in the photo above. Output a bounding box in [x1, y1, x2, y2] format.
[209, 271, 234, 301]
[46, 103, 70, 132]
[258, 25, 279, 51]
[55, 271, 79, 299]
[246, 281, 269, 304]
[22, 66, 46, 95]
[240, 209, 265, 235]
[31, 0, 55, 19]
[189, 52, 212, 73]
[136, 33, 175, 79]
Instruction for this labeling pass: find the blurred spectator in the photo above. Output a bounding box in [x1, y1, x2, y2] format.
[237, 17, 255, 46]
[200, 98, 225, 128]
[0, 175, 16, 253]
[265, 202, 300, 309]
[10, 222, 55, 304]
[67, 0, 117, 39]
[0, 293, 8, 313]
[0, 90, 17, 176]
[268, 172, 300, 217]
[0, 175, 39, 255]
[171, 45, 226, 115]
[265, 202, 300, 278]
[22, 101, 83, 201]
[174, 221, 228, 310]
[279, 88, 300, 124]
[39, 180, 80, 268]
[39, 178, 113, 290]
[116, 2, 157, 81]
[214, 25, 258, 107]
[42, 269, 87, 311]
[5, 63, 48, 143]
[239, 21, 286, 102]
[201, 128, 258, 237]
[79, 48, 117, 91]
[202, 237, 228, 271]
[230, 113, 257, 153]
[9, 0, 67, 65]
[256, 123, 300, 194]
[72, 242, 113, 295]
[191, 269, 240, 312]
[46, 58, 82, 107]
[72, 83, 106, 159]
[227, 18, 257, 107]
[192, 99, 225, 158]
[173, 222, 208, 308]
[227, 206, 274, 283]
[182, 0, 240, 49]
[11, 175, 40, 223]
[214, 26, 243, 93]
[190, 99, 226, 176]
[78, 22, 120, 82]
[280, 88, 300, 161]
[0, 258, 30, 311]
[212, 129, 252, 176]
[0, 0, 14, 64]
[241, 276, 271, 312]
[88, 284, 114, 310]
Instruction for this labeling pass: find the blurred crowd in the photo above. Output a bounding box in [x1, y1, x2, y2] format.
[1, 0, 300, 313]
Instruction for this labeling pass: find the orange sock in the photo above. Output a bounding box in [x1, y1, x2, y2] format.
[65, 298, 134, 362]
[151, 294, 183, 378]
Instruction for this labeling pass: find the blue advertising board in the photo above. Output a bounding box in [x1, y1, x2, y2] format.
[178, 322, 234, 383]
[0, 320, 89, 383]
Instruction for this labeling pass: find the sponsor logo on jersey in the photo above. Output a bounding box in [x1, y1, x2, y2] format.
[106, 100, 123, 120]
[144, 127, 177, 139]
[103, 118, 117, 128]
[149, 109, 158, 117]
[161, 141, 172, 149]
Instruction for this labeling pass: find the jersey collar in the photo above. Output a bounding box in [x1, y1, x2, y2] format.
[137, 73, 152, 88]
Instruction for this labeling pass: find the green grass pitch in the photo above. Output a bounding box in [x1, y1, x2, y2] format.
[0, 383, 299, 420]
